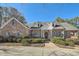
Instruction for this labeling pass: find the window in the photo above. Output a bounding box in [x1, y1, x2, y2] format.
[12, 19, 15, 25]
[5, 32, 10, 37]
[16, 31, 21, 37]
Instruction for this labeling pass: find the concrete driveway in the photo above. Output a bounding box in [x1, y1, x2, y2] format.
[0, 43, 79, 56]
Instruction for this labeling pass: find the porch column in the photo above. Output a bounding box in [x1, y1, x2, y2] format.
[41, 30, 44, 38]
[75, 31, 78, 38]
[62, 31, 65, 39]
[48, 30, 52, 39]
[63, 31, 67, 39]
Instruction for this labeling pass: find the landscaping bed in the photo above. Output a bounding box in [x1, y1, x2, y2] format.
[0, 43, 45, 47]
[51, 37, 76, 48]
[0, 37, 46, 47]
[21, 37, 46, 47]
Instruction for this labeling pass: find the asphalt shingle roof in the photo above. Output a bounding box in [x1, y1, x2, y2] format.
[60, 22, 79, 30]
[41, 25, 53, 30]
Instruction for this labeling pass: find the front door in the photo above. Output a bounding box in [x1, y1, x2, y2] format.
[44, 32, 48, 39]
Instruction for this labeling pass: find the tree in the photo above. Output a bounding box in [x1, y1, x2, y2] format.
[55, 17, 65, 23]
[17, 16, 27, 24]
[63, 16, 79, 28]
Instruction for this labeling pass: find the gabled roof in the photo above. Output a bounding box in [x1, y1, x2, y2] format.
[60, 22, 79, 31]
[41, 25, 53, 30]
[0, 17, 29, 29]
[30, 22, 54, 30]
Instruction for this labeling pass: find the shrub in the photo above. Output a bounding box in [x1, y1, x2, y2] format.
[7, 36, 16, 42]
[26, 39, 32, 43]
[78, 35, 79, 39]
[21, 36, 30, 39]
[12, 38, 16, 42]
[31, 38, 45, 43]
[52, 37, 64, 41]
[73, 39, 79, 45]
[23, 36, 30, 39]
[7, 38, 12, 42]
[65, 40, 75, 46]
[51, 37, 65, 45]
[16, 38, 21, 43]
[21, 39, 30, 46]
[51, 37, 75, 46]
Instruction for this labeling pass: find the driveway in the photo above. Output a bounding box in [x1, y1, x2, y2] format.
[0, 43, 79, 56]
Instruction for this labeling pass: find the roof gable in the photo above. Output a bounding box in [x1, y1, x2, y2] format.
[0, 17, 29, 29]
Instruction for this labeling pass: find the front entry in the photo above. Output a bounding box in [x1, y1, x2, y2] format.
[44, 32, 48, 39]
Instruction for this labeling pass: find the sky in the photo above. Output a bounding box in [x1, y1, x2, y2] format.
[0, 3, 79, 23]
